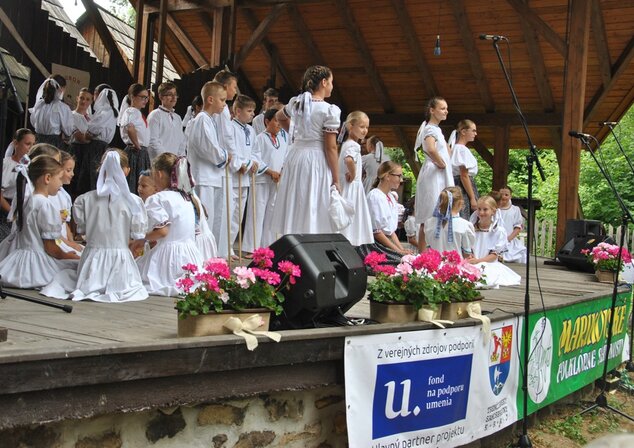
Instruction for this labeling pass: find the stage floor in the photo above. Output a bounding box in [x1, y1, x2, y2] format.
[0, 258, 621, 360]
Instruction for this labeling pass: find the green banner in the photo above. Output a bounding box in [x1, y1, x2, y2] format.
[517, 290, 632, 415]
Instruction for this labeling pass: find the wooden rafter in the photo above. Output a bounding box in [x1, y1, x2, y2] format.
[506, 0, 566, 56]
[166, 15, 208, 68]
[132, 0, 145, 81]
[154, 0, 169, 94]
[448, 0, 494, 112]
[286, 4, 346, 109]
[389, 0, 437, 98]
[583, 36, 634, 126]
[166, 28, 197, 73]
[241, 8, 296, 91]
[234, 4, 286, 69]
[144, 0, 231, 12]
[590, 0, 612, 87]
[368, 112, 561, 127]
[471, 139, 494, 167]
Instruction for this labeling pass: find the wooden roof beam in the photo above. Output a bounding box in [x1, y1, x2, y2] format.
[154, 0, 169, 96]
[241, 8, 296, 91]
[590, 0, 612, 87]
[449, 0, 495, 112]
[389, 0, 437, 98]
[166, 28, 198, 73]
[166, 14, 208, 68]
[583, 35, 634, 126]
[368, 112, 561, 127]
[234, 4, 286, 69]
[144, 0, 231, 12]
[506, 0, 566, 56]
[286, 4, 347, 109]
[471, 139, 494, 167]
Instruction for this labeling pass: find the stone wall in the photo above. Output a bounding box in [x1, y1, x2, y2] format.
[1, 386, 347, 448]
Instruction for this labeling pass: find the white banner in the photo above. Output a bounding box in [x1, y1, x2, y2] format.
[344, 318, 522, 448]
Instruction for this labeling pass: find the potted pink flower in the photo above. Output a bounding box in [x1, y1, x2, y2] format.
[175, 247, 301, 337]
[582, 242, 632, 283]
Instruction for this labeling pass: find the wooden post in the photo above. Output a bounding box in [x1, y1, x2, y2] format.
[493, 126, 509, 190]
[143, 14, 155, 90]
[153, 0, 168, 110]
[210, 8, 223, 67]
[556, 1, 591, 251]
[137, 11, 152, 87]
[132, 0, 145, 82]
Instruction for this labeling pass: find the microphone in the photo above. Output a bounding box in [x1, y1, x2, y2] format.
[600, 121, 617, 126]
[568, 130, 592, 140]
[479, 34, 506, 41]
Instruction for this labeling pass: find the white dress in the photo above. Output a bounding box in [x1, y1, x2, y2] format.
[271, 97, 341, 235]
[137, 191, 203, 296]
[48, 188, 82, 256]
[367, 189, 399, 236]
[424, 215, 476, 258]
[415, 124, 454, 224]
[0, 194, 76, 288]
[41, 192, 149, 302]
[338, 140, 373, 246]
[472, 225, 521, 288]
[362, 152, 391, 194]
[498, 204, 527, 263]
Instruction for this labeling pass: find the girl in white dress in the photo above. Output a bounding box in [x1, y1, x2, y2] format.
[68, 88, 93, 196]
[29, 75, 74, 149]
[360, 161, 412, 264]
[449, 119, 479, 220]
[468, 196, 521, 287]
[498, 186, 527, 263]
[271, 65, 341, 235]
[338, 111, 373, 246]
[415, 97, 454, 250]
[361, 136, 390, 194]
[0, 156, 79, 288]
[130, 153, 203, 296]
[119, 83, 151, 193]
[48, 151, 83, 256]
[42, 150, 149, 302]
[424, 186, 475, 259]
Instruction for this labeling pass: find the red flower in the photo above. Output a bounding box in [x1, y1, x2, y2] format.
[252, 268, 281, 286]
[364, 251, 388, 269]
[412, 249, 442, 272]
[375, 264, 397, 276]
[442, 250, 461, 264]
[278, 260, 301, 284]
[182, 263, 198, 273]
[253, 247, 274, 268]
[204, 258, 231, 279]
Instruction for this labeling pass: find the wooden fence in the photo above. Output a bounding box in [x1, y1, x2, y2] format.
[529, 219, 634, 258]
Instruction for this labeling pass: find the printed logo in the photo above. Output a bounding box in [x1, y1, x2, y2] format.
[528, 316, 553, 404]
[488, 325, 513, 395]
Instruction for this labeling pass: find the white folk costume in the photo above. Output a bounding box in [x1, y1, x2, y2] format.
[498, 203, 527, 263]
[29, 78, 74, 148]
[450, 141, 479, 220]
[424, 193, 475, 258]
[361, 141, 390, 194]
[78, 88, 119, 195]
[69, 109, 91, 195]
[42, 152, 149, 302]
[187, 111, 229, 249]
[360, 188, 403, 264]
[338, 140, 373, 246]
[147, 106, 186, 161]
[138, 190, 203, 296]
[472, 221, 521, 288]
[48, 187, 82, 256]
[404, 215, 418, 243]
[119, 103, 151, 192]
[1, 156, 19, 240]
[271, 94, 341, 235]
[243, 129, 288, 252]
[415, 123, 454, 225]
[252, 112, 265, 135]
[0, 193, 77, 288]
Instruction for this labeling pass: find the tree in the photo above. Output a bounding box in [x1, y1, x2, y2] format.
[108, 0, 136, 27]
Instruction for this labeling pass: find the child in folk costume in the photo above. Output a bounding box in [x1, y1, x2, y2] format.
[272, 65, 341, 235]
[130, 153, 203, 296]
[0, 156, 79, 288]
[403, 196, 418, 249]
[76, 84, 119, 195]
[337, 111, 373, 246]
[498, 186, 527, 263]
[137, 170, 158, 202]
[468, 195, 521, 288]
[415, 97, 454, 250]
[252, 88, 279, 135]
[242, 108, 288, 253]
[42, 150, 149, 302]
[182, 95, 203, 130]
[29, 75, 75, 149]
[1, 129, 36, 241]
[148, 82, 186, 161]
[360, 161, 412, 264]
[49, 151, 83, 256]
[68, 88, 93, 196]
[361, 135, 390, 194]
[219, 94, 258, 258]
[449, 119, 479, 220]
[424, 187, 475, 259]
[187, 81, 230, 249]
[119, 83, 151, 192]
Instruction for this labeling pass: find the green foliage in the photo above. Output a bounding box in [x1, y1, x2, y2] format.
[549, 414, 586, 444]
[108, 0, 136, 27]
[367, 272, 446, 310]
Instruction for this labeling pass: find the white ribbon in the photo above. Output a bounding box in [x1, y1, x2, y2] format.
[417, 306, 454, 329]
[7, 157, 33, 222]
[466, 302, 491, 345]
[222, 314, 281, 351]
[29, 77, 62, 115]
[117, 94, 130, 126]
[4, 141, 15, 158]
[414, 120, 427, 161]
[97, 151, 144, 218]
[447, 129, 457, 150]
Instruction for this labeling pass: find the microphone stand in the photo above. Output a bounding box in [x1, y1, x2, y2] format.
[0, 282, 73, 313]
[575, 134, 633, 421]
[489, 36, 546, 448]
[602, 123, 634, 372]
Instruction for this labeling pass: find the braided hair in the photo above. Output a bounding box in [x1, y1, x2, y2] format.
[301, 65, 332, 93]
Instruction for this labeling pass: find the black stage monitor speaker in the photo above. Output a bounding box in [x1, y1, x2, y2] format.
[267, 233, 368, 328]
[557, 235, 615, 273]
[564, 219, 604, 242]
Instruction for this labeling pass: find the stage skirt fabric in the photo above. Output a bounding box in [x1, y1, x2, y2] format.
[124, 145, 151, 193]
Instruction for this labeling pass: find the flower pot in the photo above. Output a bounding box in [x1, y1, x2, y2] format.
[177, 309, 271, 337]
[595, 269, 618, 284]
[370, 300, 417, 323]
[440, 297, 484, 321]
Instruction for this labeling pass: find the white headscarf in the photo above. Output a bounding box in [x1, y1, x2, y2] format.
[117, 94, 131, 126]
[90, 88, 119, 133]
[447, 130, 458, 150]
[28, 77, 62, 115]
[7, 155, 32, 222]
[96, 151, 143, 218]
[289, 92, 312, 142]
[4, 142, 15, 158]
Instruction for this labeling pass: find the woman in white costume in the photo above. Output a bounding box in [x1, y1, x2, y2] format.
[119, 83, 151, 193]
[449, 119, 479, 220]
[361, 135, 390, 194]
[29, 75, 74, 149]
[415, 97, 454, 250]
[271, 65, 341, 235]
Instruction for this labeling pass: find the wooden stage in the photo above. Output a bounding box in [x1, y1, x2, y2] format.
[0, 259, 628, 430]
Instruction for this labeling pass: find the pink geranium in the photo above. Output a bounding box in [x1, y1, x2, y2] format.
[278, 260, 301, 285]
[364, 252, 388, 269]
[586, 242, 632, 272]
[253, 247, 274, 268]
[412, 249, 442, 272]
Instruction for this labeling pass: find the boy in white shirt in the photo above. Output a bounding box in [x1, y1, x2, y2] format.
[148, 82, 186, 161]
[252, 87, 279, 135]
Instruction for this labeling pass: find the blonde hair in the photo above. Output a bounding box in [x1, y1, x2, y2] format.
[15, 156, 63, 231]
[456, 119, 475, 133]
[438, 186, 463, 215]
[345, 111, 369, 129]
[233, 94, 256, 110]
[201, 81, 225, 100]
[477, 195, 498, 211]
[374, 161, 401, 188]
